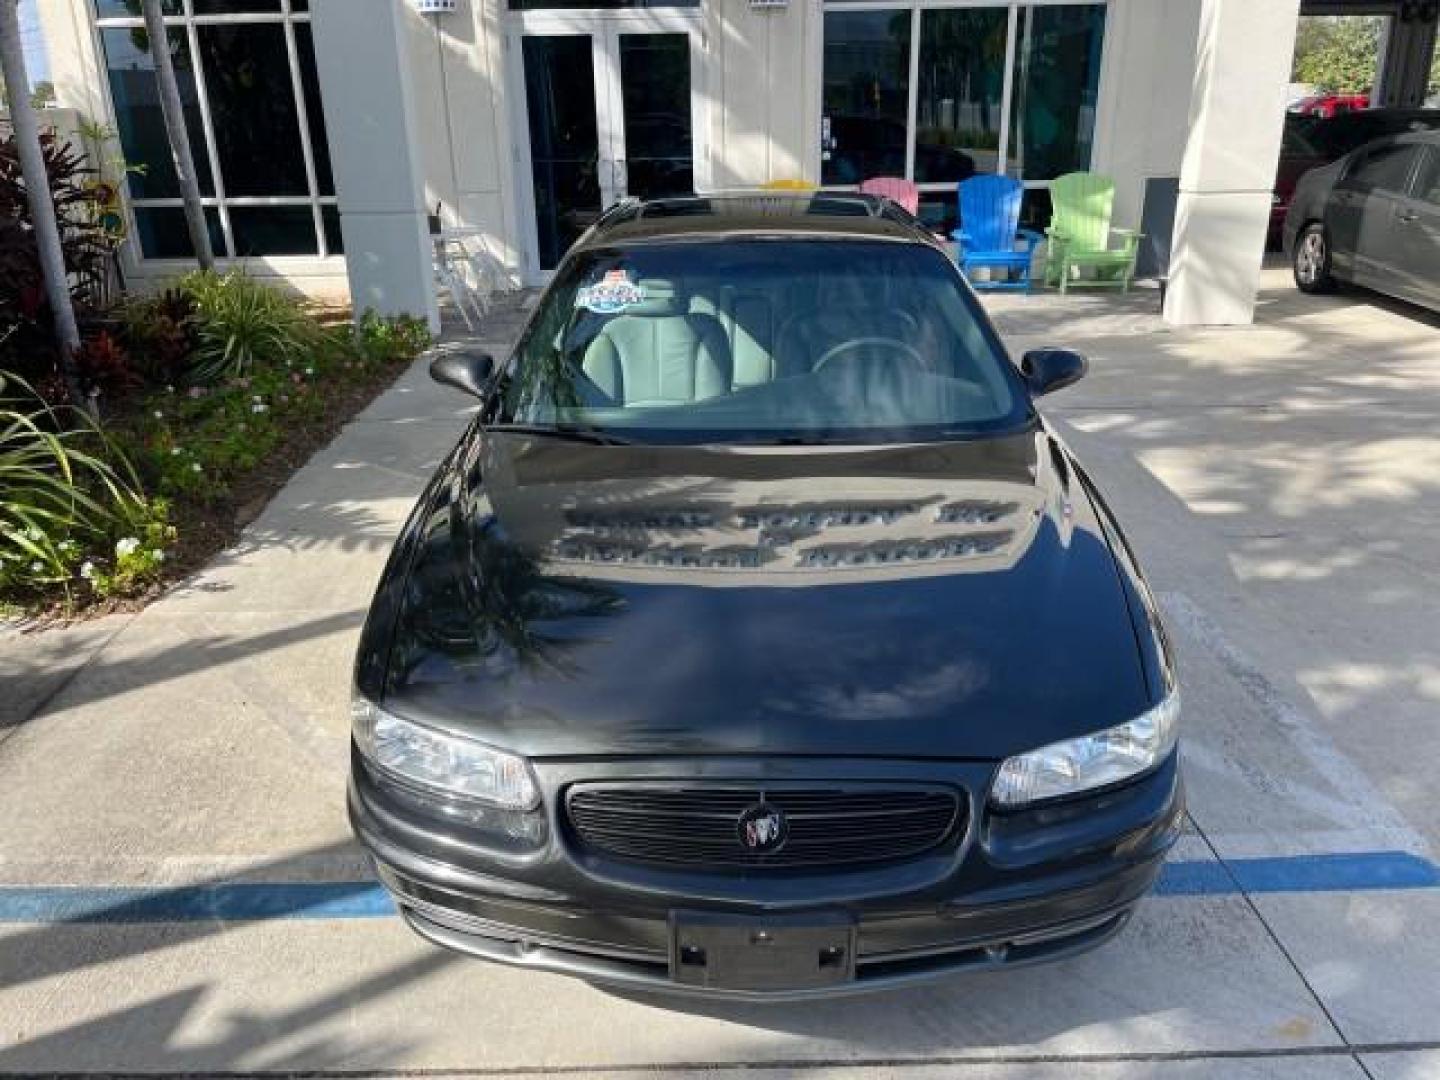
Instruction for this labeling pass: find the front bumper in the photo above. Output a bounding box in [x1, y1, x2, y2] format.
[350, 751, 1183, 999]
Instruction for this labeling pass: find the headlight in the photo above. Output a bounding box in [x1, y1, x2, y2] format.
[352, 697, 540, 811]
[990, 692, 1179, 809]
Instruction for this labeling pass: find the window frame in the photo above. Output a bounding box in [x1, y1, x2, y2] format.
[818, 0, 1109, 200]
[90, 0, 339, 263]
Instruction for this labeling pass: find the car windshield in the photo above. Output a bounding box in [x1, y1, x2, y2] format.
[499, 240, 1028, 444]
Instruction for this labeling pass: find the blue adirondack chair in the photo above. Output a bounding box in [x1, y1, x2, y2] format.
[952, 175, 1042, 292]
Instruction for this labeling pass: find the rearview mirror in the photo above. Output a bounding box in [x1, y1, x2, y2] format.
[430, 352, 495, 399]
[1021, 348, 1087, 397]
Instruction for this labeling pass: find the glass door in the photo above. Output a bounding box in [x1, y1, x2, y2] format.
[614, 32, 695, 202]
[520, 33, 609, 273]
[512, 11, 705, 278]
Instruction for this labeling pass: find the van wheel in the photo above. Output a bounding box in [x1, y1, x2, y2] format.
[1293, 223, 1336, 294]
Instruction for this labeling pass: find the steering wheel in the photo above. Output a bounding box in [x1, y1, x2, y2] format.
[815, 336, 926, 374]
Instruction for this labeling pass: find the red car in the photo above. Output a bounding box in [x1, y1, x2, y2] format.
[1291, 92, 1370, 119]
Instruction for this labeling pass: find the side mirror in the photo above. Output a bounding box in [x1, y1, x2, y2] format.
[430, 351, 495, 399]
[1021, 347, 1087, 397]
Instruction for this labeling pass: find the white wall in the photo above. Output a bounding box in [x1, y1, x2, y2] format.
[705, 0, 821, 188]
[402, 0, 519, 276]
[1091, 0, 1204, 232]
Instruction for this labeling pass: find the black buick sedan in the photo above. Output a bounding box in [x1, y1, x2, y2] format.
[350, 193, 1182, 999]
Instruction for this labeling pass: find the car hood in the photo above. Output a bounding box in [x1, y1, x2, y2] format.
[379, 429, 1153, 761]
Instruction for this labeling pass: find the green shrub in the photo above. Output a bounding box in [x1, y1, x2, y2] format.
[0, 372, 171, 600]
[180, 270, 321, 382]
[357, 309, 432, 365]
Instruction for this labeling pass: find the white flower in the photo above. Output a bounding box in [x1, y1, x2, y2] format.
[191, 462, 203, 473]
[305, 368, 314, 376]
[59, 539, 75, 552]
[24, 526, 43, 542]
[251, 402, 267, 414]
[80, 561, 96, 581]
[152, 550, 165, 563]
[171, 447, 182, 456]
[30, 561, 43, 573]
[165, 384, 175, 394]
[153, 410, 164, 420]
[115, 537, 140, 558]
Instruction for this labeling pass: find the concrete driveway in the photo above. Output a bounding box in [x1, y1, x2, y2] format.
[2, 267, 1439, 1077]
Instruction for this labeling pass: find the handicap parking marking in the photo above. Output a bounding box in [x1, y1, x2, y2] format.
[1, 850, 1437, 924]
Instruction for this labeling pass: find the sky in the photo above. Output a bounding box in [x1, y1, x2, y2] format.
[21, 0, 51, 87]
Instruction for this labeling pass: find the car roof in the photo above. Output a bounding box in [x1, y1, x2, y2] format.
[577, 192, 935, 250]
[1356, 129, 1440, 152]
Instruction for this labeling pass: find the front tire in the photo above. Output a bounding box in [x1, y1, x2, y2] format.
[1293, 223, 1336, 294]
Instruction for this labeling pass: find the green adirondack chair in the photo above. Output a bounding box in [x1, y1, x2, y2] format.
[1045, 173, 1142, 293]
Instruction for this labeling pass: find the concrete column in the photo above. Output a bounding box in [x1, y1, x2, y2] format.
[1374, 10, 1438, 109]
[1163, 0, 1301, 327]
[310, 0, 440, 332]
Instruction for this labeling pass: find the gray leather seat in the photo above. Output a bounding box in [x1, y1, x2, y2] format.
[582, 280, 732, 407]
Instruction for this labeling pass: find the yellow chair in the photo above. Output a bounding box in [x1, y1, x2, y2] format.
[761, 179, 817, 192]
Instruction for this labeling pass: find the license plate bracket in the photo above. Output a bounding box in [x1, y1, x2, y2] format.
[669, 910, 857, 991]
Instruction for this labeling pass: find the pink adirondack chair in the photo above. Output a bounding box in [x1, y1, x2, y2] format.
[859, 176, 919, 215]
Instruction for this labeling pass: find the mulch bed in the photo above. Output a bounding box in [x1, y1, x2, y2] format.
[13, 352, 415, 628]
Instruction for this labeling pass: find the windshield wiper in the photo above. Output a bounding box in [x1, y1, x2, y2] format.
[486, 422, 639, 446]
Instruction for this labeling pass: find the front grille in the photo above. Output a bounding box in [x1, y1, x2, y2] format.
[566, 784, 962, 869]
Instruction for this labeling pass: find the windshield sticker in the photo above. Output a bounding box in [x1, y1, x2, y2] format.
[577, 270, 645, 314]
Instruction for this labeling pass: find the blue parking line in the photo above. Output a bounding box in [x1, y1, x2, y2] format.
[0, 852, 1435, 924]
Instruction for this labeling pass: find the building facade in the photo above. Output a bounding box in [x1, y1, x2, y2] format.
[36, 0, 1434, 325]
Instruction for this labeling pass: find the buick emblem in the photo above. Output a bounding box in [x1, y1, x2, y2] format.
[737, 802, 787, 854]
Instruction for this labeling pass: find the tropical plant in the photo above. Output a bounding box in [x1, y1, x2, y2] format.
[73, 330, 141, 399]
[0, 369, 151, 594]
[180, 270, 321, 382]
[119, 288, 199, 387]
[139, 0, 214, 269]
[0, 2, 87, 404]
[0, 125, 120, 396]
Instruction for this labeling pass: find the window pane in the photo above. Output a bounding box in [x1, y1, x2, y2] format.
[100, 27, 214, 199]
[914, 8, 1006, 182]
[196, 24, 308, 196]
[94, 1, 180, 16]
[822, 10, 912, 186]
[294, 24, 334, 196]
[133, 206, 225, 259]
[1347, 144, 1418, 193]
[1414, 152, 1440, 206]
[192, 0, 282, 11]
[1008, 5, 1106, 182]
[917, 191, 957, 238]
[321, 205, 344, 255]
[619, 33, 694, 200]
[523, 34, 602, 271]
[509, 1, 697, 8]
[229, 206, 320, 256]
